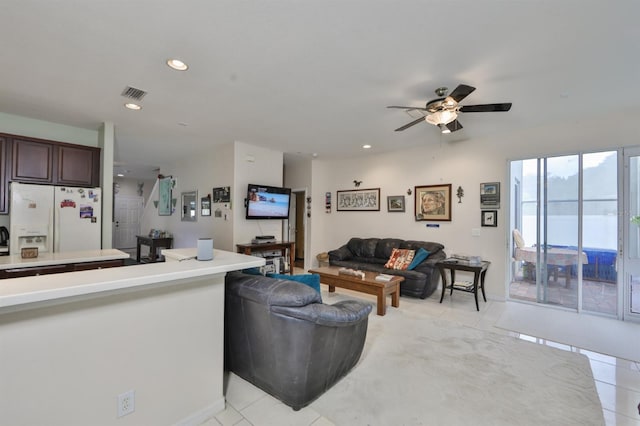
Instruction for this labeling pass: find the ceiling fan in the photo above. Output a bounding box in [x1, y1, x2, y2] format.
[387, 84, 512, 133]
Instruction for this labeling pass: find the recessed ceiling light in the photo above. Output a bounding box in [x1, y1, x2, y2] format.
[124, 103, 142, 111]
[117, 173, 124, 177]
[167, 59, 188, 71]
[362, 144, 372, 149]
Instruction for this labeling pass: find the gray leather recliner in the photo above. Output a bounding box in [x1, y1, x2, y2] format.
[224, 271, 372, 410]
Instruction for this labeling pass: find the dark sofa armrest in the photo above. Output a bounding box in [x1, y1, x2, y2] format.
[328, 244, 353, 262]
[272, 300, 372, 327]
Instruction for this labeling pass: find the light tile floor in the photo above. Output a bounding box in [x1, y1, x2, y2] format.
[204, 276, 639, 426]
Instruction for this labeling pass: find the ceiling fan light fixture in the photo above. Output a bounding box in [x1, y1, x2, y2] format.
[438, 123, 451, 134]
[426, 110, 457, 126]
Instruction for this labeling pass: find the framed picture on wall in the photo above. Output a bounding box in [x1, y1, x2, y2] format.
[387, 196, 405, 212]
[201, 197, 211, 216]
[414, 184, 452, 221]
[212, 186, 231, 203]
[481, 210, 498, 227]
[158, 176, 173, 216]
[480, 182, 500, 209]
[336, 188, 380, 211]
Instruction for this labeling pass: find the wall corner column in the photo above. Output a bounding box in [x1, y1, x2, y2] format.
[99, 122, 114, 249]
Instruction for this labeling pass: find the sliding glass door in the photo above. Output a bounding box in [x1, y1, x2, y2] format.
[510, 151, 619, 316]
[624, 148, 640, 321]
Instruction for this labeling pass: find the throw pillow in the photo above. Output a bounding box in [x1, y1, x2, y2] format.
[267, 273, 322, 296]
[407, 247, 430, 270]
[384, 248, 415, 270]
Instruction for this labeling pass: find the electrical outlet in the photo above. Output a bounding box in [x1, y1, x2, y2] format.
[117, 390, 135, 417]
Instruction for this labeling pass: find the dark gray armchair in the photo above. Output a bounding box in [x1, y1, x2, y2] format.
[224, 271, 372, 410]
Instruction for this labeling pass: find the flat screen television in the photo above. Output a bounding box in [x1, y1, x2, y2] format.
[245, 184, 292, 220]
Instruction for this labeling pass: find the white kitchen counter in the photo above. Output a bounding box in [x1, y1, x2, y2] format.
[0, 248, 130, 270]
[162, 247, 201, 261]
[0, 248, 264, 312]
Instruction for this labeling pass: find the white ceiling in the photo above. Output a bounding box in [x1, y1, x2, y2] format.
[1, 1, 638, 179]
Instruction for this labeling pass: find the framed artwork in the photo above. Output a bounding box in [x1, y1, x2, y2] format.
[158, 176, 173, 216]
[414, 184, 452, 221]
[336, 188, 380, 211]
[212, 186, 231, 203]
[201, 197, 211, 216]
[387, 195, 405, 212]
[480, 182, 500, 209]
[482, 210, 498, 227]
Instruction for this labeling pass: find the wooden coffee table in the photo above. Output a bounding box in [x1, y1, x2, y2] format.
[308, 266, 403, 316]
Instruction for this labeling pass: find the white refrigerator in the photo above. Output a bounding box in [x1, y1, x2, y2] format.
[10, 182, 102, 254]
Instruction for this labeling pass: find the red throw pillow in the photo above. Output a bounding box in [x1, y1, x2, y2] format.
[384, 248, 415, 270]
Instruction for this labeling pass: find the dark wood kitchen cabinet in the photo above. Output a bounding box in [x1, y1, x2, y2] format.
[0, 133, 101, 214]
[11, 136, 100, 187]
[11, 137, 55, 184]
[0, 259, 125, 279]
[0, 136, 7, 214]
[56, 144, 100, 187]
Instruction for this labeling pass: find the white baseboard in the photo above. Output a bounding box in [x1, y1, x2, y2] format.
[174, 398, 226, 426]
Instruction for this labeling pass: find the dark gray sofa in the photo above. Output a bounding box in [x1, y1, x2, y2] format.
[328, 237, 446, 298]
[224, 271, 372, 411]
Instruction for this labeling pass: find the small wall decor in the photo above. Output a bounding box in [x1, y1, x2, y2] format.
[353, 180, 362, 187]
[456, 186, 464, 203]
[158, 176, 173, 216]
[415, 184, 452, 221]
[212, 186, 231, 203]
[480, 182, 500, 209]
[387, 195, 405, 212]
[181, 190, 198, 222]
[481, 210, 498, 227]
[407, 188, 412, 196]
[325, 192, 331, 213]
[337, 188, 380, 211]
[201, 196, 211, 216]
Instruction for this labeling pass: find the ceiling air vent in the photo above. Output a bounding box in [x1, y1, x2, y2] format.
[121, 86, 147, 101]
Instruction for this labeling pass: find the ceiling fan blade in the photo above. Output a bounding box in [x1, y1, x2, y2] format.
[387, 105, 429, 111]
[394, 116, 425, 131]
[445, 119, 463, 132]
[448, 84, 476, 103]
[460, 103, 512, 112]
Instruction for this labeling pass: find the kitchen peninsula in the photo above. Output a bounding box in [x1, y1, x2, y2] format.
[0, 249, 264, 426]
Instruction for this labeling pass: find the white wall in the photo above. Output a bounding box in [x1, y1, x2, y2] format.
[114, 177, 156, 204]
[141, 142, 237, 251]
[284, 153, 313, 267]
[0, 275, 226, 426]
[99, 122, 115, 249]
[308, 112, 640, 300]
[0, 112, 99, 147]
[232, 141, 284, 245]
